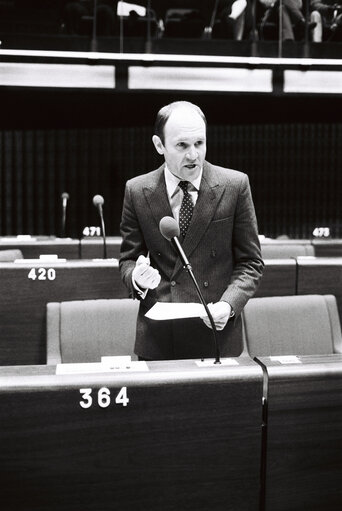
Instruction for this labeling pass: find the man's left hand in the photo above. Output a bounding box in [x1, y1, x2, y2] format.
[201, 301, 232, 330]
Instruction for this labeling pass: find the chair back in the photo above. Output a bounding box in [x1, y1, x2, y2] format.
[47, 298, 139, 364]
[0, 249, 24, 261]
[242, 294, 342, 357]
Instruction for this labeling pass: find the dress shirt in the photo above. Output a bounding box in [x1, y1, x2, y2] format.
[164, 164, 202, 223]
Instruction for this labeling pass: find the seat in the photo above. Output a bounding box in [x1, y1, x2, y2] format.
[261, 243, 314, 258]
[0, 249, 24, 261]
[46, 298, 139, 364]
[164, 8, 205, 38]
[117, 1, 159, 37]
[242, 294, 342, 357]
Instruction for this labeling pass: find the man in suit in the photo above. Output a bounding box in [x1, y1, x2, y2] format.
[119, 101, 263, 360]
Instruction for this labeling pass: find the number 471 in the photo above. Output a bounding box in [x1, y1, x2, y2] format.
[79, 387, 129, 408]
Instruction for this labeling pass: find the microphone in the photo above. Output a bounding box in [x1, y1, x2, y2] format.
[61, 192, 69, 237]
[93, 194, 107, 259]
[159, 216, 221, 364]
[159, 216, 191, 270]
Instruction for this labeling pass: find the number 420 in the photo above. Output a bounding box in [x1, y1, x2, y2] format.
[79, 387, 129, 408]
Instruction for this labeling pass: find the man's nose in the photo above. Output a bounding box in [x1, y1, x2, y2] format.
[186, 147, 198, 160]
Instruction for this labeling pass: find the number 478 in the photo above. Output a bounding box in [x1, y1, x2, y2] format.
[79, 387, 129, 408]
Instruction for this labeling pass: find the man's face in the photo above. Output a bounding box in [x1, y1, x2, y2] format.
[153, 107, 207, 181]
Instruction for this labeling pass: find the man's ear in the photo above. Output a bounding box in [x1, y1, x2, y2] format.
[152, 135, 164, 155]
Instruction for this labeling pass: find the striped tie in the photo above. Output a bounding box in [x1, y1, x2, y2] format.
[178, 181, 194, 239]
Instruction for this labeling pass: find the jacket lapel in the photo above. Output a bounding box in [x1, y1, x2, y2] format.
[172, 161, 225, 278]
[143, 165, 173, 230]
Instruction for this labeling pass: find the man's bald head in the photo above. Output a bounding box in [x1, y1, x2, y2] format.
[154, 101, 207, 145]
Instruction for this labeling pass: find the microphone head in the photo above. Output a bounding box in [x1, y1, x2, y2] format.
[159, 216, 180, 241]
[61, 192, 69, 200]
[93, 194, 104, 207]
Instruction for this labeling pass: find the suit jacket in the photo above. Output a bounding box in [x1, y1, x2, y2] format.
[119, 161, 264, 360]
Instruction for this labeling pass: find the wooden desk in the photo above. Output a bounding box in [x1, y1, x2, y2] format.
[312, 239, 342, 257]
[0, 260, 128, 366]
[0, 358, 263, 511]
[256, 259, 297, 297]
[260, 240, 313, 259]
[297, 257, 342, 321]
[80, 237, 122, 259]
[0, 236, 80, 259]
[258, 354, 342, 511]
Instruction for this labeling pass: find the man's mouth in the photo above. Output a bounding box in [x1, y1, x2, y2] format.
[184, 164, 197, 169]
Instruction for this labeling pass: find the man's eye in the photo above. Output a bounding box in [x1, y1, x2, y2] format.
[177, 143, 186, 148]
[195, 141, 204, 147]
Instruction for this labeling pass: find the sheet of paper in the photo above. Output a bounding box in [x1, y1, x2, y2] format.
[145, 302, 207, 320]
[269, 355, 302, 364]
[56, 360, 149, 375]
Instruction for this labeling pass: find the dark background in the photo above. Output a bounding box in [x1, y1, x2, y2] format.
[1, 88, 341, 239]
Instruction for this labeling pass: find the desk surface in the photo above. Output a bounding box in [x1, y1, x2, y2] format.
[80, 236, 122, 259]
[0, 358, 263, 511]
[0, 260, 128, 365]
[297, 257, 342, 321]
[259, 354, 342, 511]
[256, 259, 297, 297]
[0, 236, 80, 259]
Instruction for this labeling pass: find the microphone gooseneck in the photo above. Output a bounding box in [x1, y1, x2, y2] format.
[159, 216, 221, 364]
[61, 192, 69, 237]
[92, 194, 107, 259]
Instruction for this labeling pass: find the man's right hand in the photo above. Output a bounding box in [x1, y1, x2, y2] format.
[132, 255, 161, 290]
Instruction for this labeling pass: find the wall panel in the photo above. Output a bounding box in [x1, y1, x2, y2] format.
[1, 122, 341, 238]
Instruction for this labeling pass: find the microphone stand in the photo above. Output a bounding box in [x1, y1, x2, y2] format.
[99, 207, 107, 259]
[171, 238, 221, 364]
[61, 202, 67, 238]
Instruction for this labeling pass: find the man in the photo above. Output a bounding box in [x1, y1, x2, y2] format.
[119, 101, 263, 360]
[310, 0, 342, 41]
[259, 0, 316, 41]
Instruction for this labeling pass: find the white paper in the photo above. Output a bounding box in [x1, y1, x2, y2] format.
[101, 358, 149, 372]
[1, 236, 36, 241]
[14, 258, 67, 263]
[145, 302, 207, 320]
[56, 360, 149, 375]
[269, 355, 302, 364]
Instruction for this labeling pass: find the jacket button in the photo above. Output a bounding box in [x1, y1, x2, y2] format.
[157, 252, 161, 257]
[203, 281, 209, 288]
[211, 249, 217, 257]
[171, 280, 176, 287]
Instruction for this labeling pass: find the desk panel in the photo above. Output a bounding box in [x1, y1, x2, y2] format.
[312, 239, 342, 257]
[297, 257, 342, 321]
[259, 354, 342, 511]
[256, 259, 297, 297]
[80, 237, 122, 259]
[0, 261, 128, 365]
[260, 240, 313, 259]
[0, 359, 263, 511]
[0, 236, 80, 259]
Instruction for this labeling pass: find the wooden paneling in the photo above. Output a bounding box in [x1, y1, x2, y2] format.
[259, 355, 342, 511]
[297, 257, 342, 321]
[1, 116, 342, 239]
[0, 358, 263, 511]
[256, 259, 297, 297]
[0, 260, 128, 365]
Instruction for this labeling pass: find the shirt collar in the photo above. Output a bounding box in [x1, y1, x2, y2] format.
[164, 164, 203, 198]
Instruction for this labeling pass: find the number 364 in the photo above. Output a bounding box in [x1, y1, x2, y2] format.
[79, 387, 129, 408]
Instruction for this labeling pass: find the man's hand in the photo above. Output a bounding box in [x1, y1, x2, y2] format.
[132, 255, 161, 290]
[201, 301, 232, 330]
